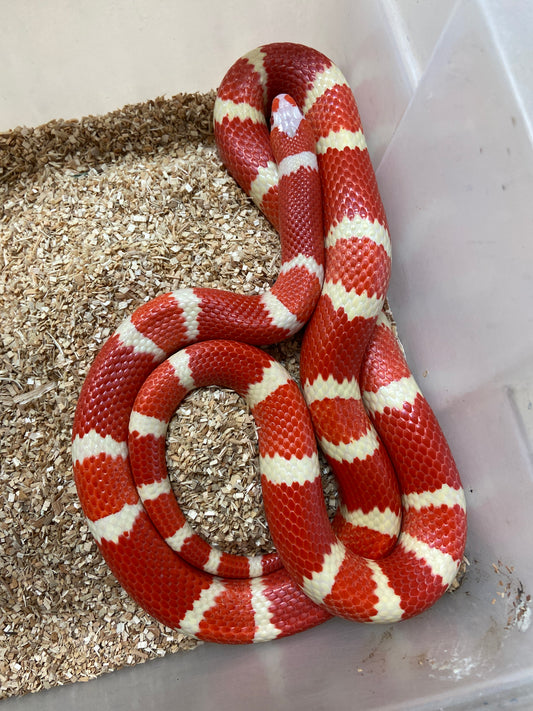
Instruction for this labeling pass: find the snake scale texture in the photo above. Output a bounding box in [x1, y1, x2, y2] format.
[72, 43, 467, 643]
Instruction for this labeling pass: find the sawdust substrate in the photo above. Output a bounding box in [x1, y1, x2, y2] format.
[0, 91, 342, 699]
[0, 91, 468, 700]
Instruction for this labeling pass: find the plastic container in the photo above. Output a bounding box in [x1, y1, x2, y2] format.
[3, 0, 532, 708]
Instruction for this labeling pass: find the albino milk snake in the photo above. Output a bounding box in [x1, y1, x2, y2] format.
[72, 42, 467, 643]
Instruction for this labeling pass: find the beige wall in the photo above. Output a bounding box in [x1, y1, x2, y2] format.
[1, 0, 461, 133]
[1, 0, 349, 129]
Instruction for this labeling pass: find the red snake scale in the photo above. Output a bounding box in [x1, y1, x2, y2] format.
[72, 43, 467, 643]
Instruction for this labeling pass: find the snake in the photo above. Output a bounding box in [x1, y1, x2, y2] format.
[72, 42, 467, 643]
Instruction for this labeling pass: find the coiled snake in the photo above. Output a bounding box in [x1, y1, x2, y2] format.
[72, 43, 467, 643]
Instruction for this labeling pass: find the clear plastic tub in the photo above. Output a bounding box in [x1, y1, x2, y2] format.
[3, 0, 532, 708]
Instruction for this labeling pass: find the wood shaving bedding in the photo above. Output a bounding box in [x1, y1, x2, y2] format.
[0, 92, 338, 698]
[1, 89, 468, 700]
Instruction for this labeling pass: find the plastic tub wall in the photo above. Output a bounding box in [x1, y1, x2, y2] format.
[3, 0, 532, 708]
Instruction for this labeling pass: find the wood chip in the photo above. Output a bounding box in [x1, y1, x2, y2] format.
[0, 91, 465, 700]
[0, 92, 339, 699]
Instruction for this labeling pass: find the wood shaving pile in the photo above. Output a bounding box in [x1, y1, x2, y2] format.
[0, 91, 467, 701]
[0, 92, 339, 699]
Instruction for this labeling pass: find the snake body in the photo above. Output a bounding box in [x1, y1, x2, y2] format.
[72, 43, 467, 643]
